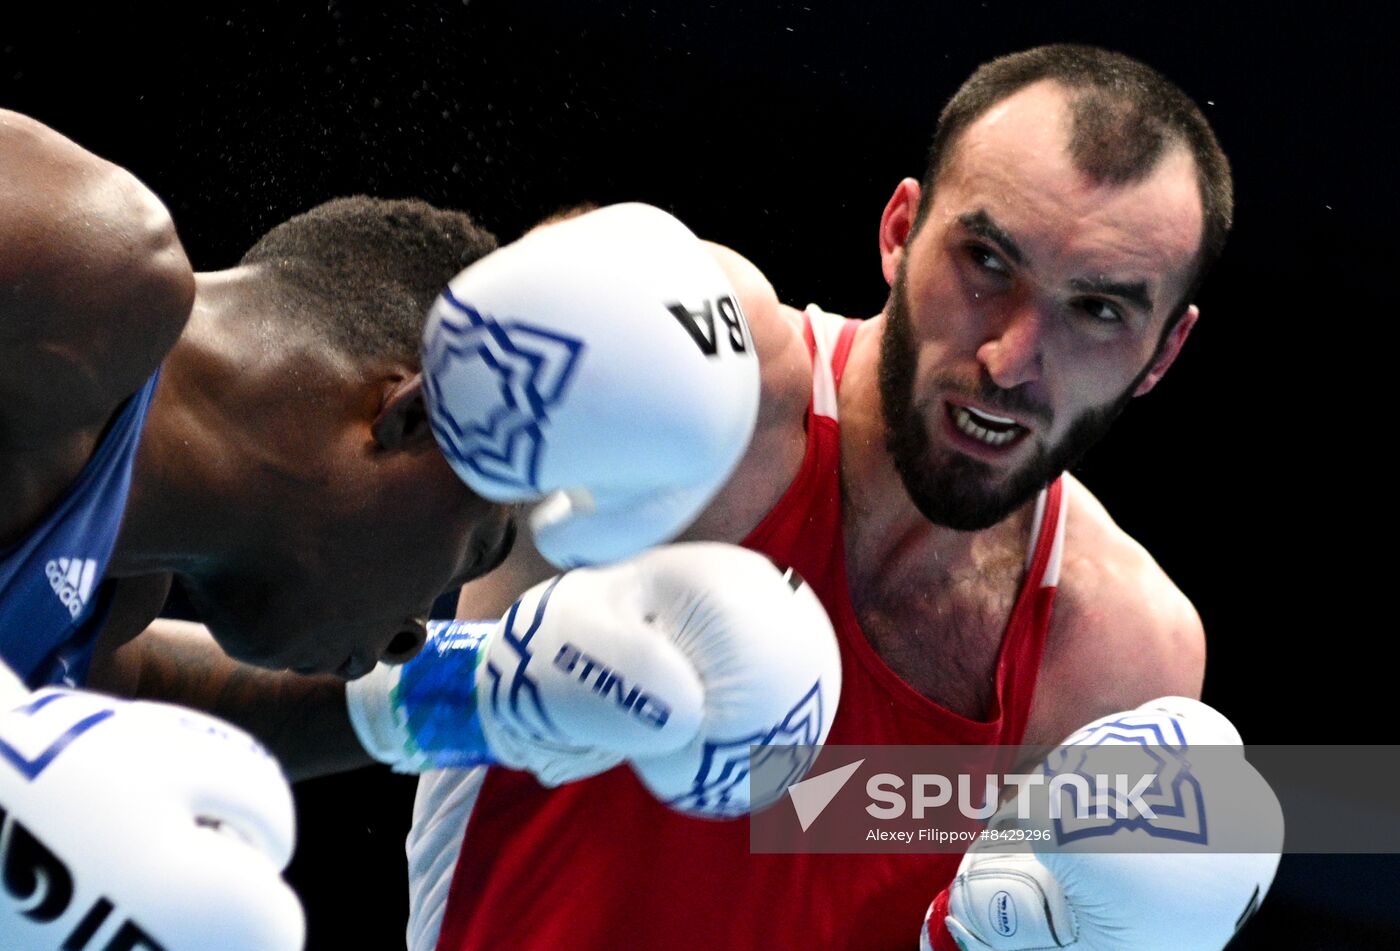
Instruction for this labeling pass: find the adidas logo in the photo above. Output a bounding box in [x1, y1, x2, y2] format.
[45, 558, 98, 620]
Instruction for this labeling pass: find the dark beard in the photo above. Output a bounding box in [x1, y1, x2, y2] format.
[877, 267, 1142, 531]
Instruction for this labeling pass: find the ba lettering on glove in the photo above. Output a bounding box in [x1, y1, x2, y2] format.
[420, 203, 760, 569]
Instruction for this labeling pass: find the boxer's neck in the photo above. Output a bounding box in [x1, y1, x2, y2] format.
[111, 268, 361, 577]
[837, 314, 1037, 580]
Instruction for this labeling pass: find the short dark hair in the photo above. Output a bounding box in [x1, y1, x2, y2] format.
[241, 196, 498, 364]
[918, 45, 1232, 319]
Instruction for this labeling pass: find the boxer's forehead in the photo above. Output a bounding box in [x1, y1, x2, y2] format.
[931, 82, 1204, 310]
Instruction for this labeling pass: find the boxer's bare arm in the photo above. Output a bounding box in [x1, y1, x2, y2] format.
[86, 579, 371, 780]
[0, 111, 194, 541]
[0, 111, 193, 436]
[1025, 474, 1206, 745]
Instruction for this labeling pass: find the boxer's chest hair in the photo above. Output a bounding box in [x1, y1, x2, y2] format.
[847, 530, 1026, 722]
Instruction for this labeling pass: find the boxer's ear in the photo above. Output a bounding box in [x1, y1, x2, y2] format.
[1134, 305, 1199, 397]
[372, 374, 434, 451]
[879, 178, 921, 286]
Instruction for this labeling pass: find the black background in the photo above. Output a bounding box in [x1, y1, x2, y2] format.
[4, 1, 1395, 948]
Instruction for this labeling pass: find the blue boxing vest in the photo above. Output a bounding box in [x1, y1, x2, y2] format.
[0, 370, 160, 687]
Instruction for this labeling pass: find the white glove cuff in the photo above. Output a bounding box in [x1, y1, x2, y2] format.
[345, 663, 417, 770]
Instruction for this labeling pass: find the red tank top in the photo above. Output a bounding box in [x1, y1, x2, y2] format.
[435, 308, 1064, 951]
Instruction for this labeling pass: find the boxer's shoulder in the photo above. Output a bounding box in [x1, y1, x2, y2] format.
[1029, 475, 1205, 742]
[0, 112, 193, 543]
[0, 111, 193, 443]
[1054, 476, 1200, 636]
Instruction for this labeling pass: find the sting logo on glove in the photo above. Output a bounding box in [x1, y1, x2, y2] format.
[553, 642, 673, 729]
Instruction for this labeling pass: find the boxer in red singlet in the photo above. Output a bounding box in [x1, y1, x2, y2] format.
[408, 44, 1232, 950]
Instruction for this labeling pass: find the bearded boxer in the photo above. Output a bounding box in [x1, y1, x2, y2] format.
[404, 44, 1275, 951]
[1, 115, 843, 949]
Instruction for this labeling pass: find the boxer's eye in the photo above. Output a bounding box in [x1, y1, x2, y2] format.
[1074, 298, 1124, 324]
[967, 243, 1010, 276]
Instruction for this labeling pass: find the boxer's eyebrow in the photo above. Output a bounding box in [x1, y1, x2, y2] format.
[1068, 276, 1154, 314]
[959, 209, 1154, 314]
[958, 210, 1024, 266]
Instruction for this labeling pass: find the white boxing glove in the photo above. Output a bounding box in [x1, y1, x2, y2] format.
[923, 697, 1282, 951]
[421, 203, 759, 569]
[347, 542, 841, 817]
[0, 664, 303, 951]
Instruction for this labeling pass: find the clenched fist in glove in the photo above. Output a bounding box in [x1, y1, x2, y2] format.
[348, 542, 842, 818]
[923, 697, 1283, 951]
[0, 662, 303, 951]
[421, 203, 760, 569]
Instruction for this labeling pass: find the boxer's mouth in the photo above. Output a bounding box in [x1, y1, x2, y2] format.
[948, 403, 1026, 447]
